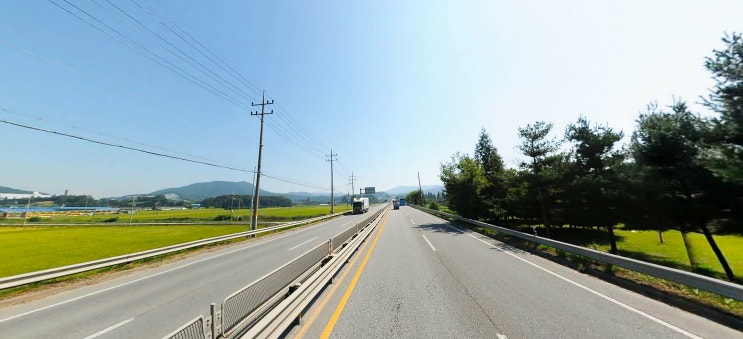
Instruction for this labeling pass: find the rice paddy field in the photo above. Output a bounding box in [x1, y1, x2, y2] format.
[0, 204, 352, 223]
[0, 205, 352, 277]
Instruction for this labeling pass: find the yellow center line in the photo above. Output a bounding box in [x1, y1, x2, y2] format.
[319, 209, 390, 339]
[295, 215, 380, 338]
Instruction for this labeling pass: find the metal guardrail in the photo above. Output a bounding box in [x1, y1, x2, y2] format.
[163, 207, 386, 339]
[0, 211, 348, 290]
[221, 242, 330, 336]
[244, 207, 387, 338]
[162, 316, 208, 339]
[412, 205, 743, 301]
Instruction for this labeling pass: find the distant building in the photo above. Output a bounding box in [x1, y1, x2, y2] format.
[0, 192, 53, 199]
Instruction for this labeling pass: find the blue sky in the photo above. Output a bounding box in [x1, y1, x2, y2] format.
[1, 1, 742, 198]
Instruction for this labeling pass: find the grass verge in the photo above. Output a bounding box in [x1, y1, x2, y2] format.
[431, 213, 743, 323]
[0, 205, 352, 224]
[0, 212, 345, 300]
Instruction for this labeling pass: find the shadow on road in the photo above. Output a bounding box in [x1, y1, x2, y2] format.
[412, 221, 529, 255]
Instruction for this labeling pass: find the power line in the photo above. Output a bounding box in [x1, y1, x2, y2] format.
[93, 0, 258, 103]
[264, 120, 325, 159]
[249, 91, 274, 231]
[273, 101, 328, 152]
[326, 149, 338, 213]
[43, 1, 350, 189]
[50, 1, 336, 169]
[51, 1, 331, 165]
[48, 0, 254, 110]
[337, 158, 351, 176]
[0, 106, 245, 170]
[0, 118, 334, 192]
[260, 172, 328, 191]
[137, 0, 264, 96]
[0, 117, 250, 172]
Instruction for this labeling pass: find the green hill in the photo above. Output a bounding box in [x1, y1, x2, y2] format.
[0, 186, 33, 194]
[149, 181, 274, 201]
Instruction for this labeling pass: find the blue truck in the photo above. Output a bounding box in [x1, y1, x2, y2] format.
[399, 198, 406, 206]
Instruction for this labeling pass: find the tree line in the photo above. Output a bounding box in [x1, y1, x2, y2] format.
[199, 195, 293, 209]
[2, 194, 294, 209]
[1, 195, 188, 209]
[439, 33, 743, 281]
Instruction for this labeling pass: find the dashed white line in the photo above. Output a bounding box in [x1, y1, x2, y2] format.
[410, 219, 416, 225]
[443, 222, 703, 339]
[421, 234, 436, 252]
[496, 334, 508, 339]
[0, 219, 338, 324]
[83, 318, 133, 339]
[288, 237, 318, 251]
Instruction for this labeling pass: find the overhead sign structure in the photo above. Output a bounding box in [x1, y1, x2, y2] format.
[364, 187, 375, 194]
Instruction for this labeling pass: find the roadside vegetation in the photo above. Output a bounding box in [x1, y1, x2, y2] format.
[437, 32, 743, 283]
[0, 225, 245, 277]
[429, 32, 743, 319]
[0, 204, 351, 279]
[0, 204, 351, 224]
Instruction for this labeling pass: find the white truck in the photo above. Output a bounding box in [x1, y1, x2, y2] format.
[352, 197, 369, 214]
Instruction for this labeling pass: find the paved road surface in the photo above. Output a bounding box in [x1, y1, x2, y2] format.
[291, 206, 741, 339]
[0, 206, 383, 339]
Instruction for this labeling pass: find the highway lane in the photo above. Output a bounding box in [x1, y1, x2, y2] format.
[0, 205, 384, 339]
[294, 206, 741, 338]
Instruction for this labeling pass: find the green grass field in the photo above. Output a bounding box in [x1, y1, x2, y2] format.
[1, 205, 351, 224]
[527, 226, 743, 280]
[0, 225, 246, 277]
[0, 205, 352, 278]
[607, 229, 743, 280]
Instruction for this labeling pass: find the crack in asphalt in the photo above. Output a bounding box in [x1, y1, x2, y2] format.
[432, 245, 506, 336]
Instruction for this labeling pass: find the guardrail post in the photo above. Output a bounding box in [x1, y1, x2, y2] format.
[210, 303, 221, 339]
[205, 313, 213, 339]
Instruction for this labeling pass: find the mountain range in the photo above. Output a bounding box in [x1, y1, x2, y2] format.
[149, 181, 272, 201]
[0, 186, 33, 194]
[2, 182, 443, 202]
[383, 185, 443, 195]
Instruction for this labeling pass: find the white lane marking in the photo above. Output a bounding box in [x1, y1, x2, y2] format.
[443, 223, 703, 339]
[0, 218, 342, 324]
[83, 318, 133, 339]
[421, 234, 436, 252]
[288, 237, 318, 251]
[410, 219, 416, 225]
[496, 334, 507, 339]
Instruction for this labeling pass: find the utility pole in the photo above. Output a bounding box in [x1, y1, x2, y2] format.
[128, 195, 136, 226]
[418, 171, 425, 205]
[250, 91, 274, 232]
[250, 166, 256, 224]
[230, 193, 234, 223]
[237, 198, 241, 222]
[326, 149, 337, 214]
[349, 172, 357, 200]
[22, 195, 31, 226]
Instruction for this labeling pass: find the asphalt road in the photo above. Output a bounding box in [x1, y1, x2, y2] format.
[0, 205, 384, 339]
[291, 206, 742, 339]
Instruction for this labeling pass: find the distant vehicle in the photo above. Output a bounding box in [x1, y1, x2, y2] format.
[392, 199, 400, 210]
[399, 198, 406, 206]
[352, 197, 369, 214]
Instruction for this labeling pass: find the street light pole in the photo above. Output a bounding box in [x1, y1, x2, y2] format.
[22, 195, 31, 226]
[237, 199, 241, 222]
[128, 195, 136, 226]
